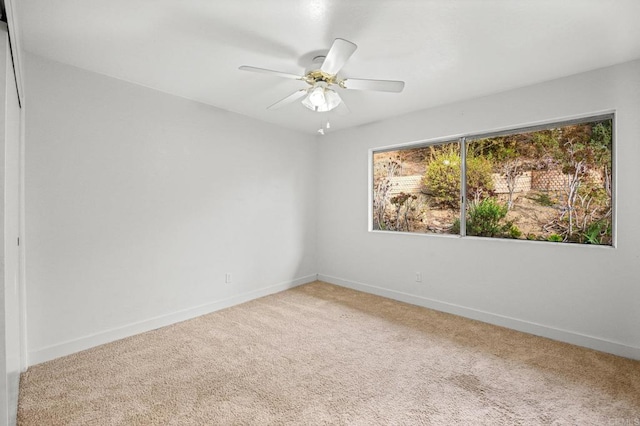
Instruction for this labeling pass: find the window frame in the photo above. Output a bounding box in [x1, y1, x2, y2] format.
[369, 112, 616, 248]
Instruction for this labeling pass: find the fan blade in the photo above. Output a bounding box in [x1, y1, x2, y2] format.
[239, 66, 303, 80]
[267, 89, 308, 110]
[321, 38, 357, 75]
[342, 78, 405, 93]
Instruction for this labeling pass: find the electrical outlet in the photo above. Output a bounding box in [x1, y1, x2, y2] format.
[415, 272, 422, 283]
[225, 273, 232, 283]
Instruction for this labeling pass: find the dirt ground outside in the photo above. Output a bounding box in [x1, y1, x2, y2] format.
[380, 190, 561, 239]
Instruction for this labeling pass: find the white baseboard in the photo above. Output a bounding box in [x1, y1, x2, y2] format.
[28, 274, 318, 366]
[318, 274, 640, 360]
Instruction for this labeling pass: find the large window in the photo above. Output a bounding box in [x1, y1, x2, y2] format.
[371, 115, 614, 246]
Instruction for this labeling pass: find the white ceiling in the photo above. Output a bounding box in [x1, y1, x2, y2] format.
[15, 0, 640, 135]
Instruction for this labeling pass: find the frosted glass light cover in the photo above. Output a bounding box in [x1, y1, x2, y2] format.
[301, 87, 342, 112]
[308, 86, 326, 107]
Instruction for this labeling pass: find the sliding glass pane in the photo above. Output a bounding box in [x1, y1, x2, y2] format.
[372, 141, 460, 234]
[465, 118, 613, 245]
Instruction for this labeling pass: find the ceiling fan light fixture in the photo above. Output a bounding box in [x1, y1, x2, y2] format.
[302, 84, 342, 112]
[240, 37, 405, 119]
[308, 85, 326, 107]
[324, 89, 341, 111]
[301, 94, 317, 111]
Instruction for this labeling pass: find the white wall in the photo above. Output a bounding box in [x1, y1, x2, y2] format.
[23, 52, 640, 364]
[0, 22, 23, 426]
[25, 54, 317, 365]
[317, 60, 640, 359]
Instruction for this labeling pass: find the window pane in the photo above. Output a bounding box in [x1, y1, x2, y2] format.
[466, 118, 613, 245]
[372, 141, 460, 234]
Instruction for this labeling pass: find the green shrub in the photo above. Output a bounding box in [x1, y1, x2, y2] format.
[547, 234, 563, 242]
[466, 198, 520, 238]
[424, 150, 493, 208]
[508, 225, 522, 239]
[423, 150, 460, 208]
[582, 220, 611, 245]
[451, 218, 460, 234]
[466, 156, 495, 201]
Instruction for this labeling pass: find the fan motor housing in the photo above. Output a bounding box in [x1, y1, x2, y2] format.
[304, 55, 340, 86]
[304, 70, 338, 86]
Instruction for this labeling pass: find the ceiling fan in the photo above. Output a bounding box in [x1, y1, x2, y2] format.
[239, 38, 405, 113]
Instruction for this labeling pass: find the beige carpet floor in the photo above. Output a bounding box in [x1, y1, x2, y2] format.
[18, 281, 640, 425]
